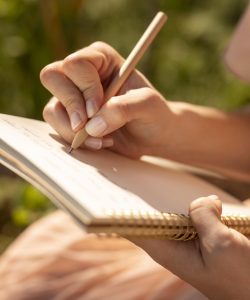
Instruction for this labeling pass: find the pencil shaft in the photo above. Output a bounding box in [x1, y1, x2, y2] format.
[70, 12, 167, 150]
[104, 11, 167, 101]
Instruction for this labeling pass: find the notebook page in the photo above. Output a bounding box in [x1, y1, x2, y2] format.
[1, 114, 249, 221]
[0, 115, 159, 217]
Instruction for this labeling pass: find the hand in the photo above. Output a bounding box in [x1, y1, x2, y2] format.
[132, 196, 250, 300]
[40, 42, 177, 158]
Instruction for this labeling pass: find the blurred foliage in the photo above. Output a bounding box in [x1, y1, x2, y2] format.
[0, 176, 54, 252]
[0, 0, 249, 253]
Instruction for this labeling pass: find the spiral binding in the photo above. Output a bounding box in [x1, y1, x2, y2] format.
[90, 210, 250, 241]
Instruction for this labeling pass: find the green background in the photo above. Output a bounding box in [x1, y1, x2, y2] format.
[0, 0, 249, 253]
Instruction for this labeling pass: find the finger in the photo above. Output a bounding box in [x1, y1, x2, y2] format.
[63, 49, 104, 118]
[43, 97, 74, 143]
[90, 42, 152, 95]
[40, 61, 87, 131]
[189, 195, 228, 247]
[102, 136, 114, 148]
[43, 98, 113, 150]
[84, 87, 158, 137]
[62, 43, 124, 118]
[84, 136, 114, 150]
[89, 41, 124, 79]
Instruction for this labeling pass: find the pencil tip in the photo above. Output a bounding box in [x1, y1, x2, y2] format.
[68, 147, 73, 154]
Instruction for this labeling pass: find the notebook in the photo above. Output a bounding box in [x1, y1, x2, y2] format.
[1, 114, 249, 240]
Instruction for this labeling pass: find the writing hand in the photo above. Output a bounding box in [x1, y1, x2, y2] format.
[40, 42, 177, 158]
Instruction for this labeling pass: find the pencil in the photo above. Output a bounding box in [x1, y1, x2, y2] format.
[69, 11, 167, 153]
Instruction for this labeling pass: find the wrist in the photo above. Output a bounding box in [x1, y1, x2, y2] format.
[154, 101, 250, 181]
[151, 101, 192, 160]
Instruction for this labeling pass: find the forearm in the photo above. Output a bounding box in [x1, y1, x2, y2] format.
[163, 102, 250, 182]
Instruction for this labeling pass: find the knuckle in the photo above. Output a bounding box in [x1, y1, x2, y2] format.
[109, 97, 130, 123]
[126, 87, 157, 105]
[206, 230, 236, 254]
[190, 198, 207, 213]
[141, 87, 157, 98]
[190, 197, 214, 215]
[63, 52, 95, 75]
[63, 54, 96, 86]
[90, 41, 109, 51]
[140, 87, 159, 105]
[90, 41, 120, 61]
[139, 88, 167, 116]
[40, 62, 60, 84]
[63, 54, 82, 72]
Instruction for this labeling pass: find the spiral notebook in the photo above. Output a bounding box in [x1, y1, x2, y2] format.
[0, 114, 250, 240]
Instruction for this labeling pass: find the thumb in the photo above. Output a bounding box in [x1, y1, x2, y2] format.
[189, 195, 227, 242]
[85, 87, 155, 137]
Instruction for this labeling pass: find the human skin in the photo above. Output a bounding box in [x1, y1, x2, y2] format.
[40, 42, 250, 299]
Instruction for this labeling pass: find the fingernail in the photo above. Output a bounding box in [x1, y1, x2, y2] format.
[208, 195, 219, 201]
[84, 137, 102, 149]
[86, 99, 98, 118]
[70, 112, 83, 130]
[85, 116, 107, 136]
[103, 138, 114, 147]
